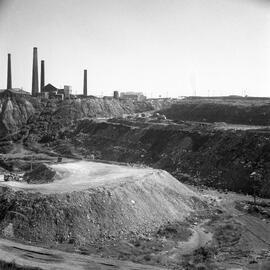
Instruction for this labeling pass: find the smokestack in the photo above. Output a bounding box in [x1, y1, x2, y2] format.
[40, 60, 45, 91]
[83, 69, 87, 97]
[32, 47, 39, 96]
[7, 54, 12, 90]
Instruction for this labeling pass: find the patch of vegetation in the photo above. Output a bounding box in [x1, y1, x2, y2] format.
[181, 246, 217, 270]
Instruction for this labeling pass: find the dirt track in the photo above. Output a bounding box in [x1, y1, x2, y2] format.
[0, 238, 165, 270]
[198, 189, 270, 269]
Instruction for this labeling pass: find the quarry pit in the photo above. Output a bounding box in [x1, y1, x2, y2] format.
[0, 96, 270, 269]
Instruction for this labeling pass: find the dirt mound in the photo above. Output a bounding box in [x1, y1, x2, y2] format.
[23, 163, 56, 184]
[0, 162, 204, 246]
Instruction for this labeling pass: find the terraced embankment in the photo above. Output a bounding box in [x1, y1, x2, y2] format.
[62, 119, 270, 198]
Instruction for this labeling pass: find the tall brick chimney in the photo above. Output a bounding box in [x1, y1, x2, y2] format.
[32, 47, 39, 96]
[7, 53, 12, 90]
[40, 60, 45, 92]
[83, 69, 87, 97]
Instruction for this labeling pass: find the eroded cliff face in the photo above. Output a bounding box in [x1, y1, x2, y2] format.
[0, 97, 132, 140]
[0, 95, 173, 141]
[0, 96, 36, 139]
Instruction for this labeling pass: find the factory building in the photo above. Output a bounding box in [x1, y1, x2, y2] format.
[58, 85, 72, 98]
[41, 83, 72, 100]
[113, 91, 119, 99]
[120, 92, 146, 101]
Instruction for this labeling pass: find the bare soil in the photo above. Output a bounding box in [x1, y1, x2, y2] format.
[0, 185, 269, 270]
[56, 118, 270, 198]
[160, 97, 270, 125]
[0, 161, 204, 248]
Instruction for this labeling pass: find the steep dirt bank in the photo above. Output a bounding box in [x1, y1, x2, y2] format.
[0, 95, 175, 142]
[61, 119, 270, 197]
[0, 95, 36, 139]
[160, 98, 270, 125]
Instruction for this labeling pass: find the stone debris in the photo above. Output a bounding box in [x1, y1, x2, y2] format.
[4, 173, 21, 182]
[2, 223, 14, 238]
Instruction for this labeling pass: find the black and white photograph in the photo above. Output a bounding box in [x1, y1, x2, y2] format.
[0, 0, 269, 269]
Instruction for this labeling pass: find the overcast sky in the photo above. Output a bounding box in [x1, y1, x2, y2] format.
[0, 0, 269, 97]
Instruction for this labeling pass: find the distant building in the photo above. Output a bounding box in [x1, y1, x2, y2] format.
[58, 85, 72, 99]
[103, 96, 114, 100]
[41, 83, 72, 100]
[42, 83, 57, 94]
[64, 85, 72, 98]
[113, 91, 119, 99]
[120, 92, 146, 101]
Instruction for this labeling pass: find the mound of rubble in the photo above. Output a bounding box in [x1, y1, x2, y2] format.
[23, 163, 56, 184]
[0, 161, 204, 246]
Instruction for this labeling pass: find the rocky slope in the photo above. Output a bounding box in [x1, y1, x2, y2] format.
[0, 96, 175, 143]
[58, 119, 270, 198]
[0, 95, 36, 139]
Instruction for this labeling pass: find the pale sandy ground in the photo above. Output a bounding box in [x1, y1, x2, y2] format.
[214, 122, 270, 131]
[0, 161, 156, 194]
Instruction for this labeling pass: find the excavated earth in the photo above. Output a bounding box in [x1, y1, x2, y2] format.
[1, 96, 270, 269]
[160, 97, 270, 125]
[55, 118, 270, 198]
[0, 94, 176, 142]
[0, 161, 204, 246]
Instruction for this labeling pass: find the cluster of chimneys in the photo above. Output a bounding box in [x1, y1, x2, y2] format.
[6, 47, 88, 96]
